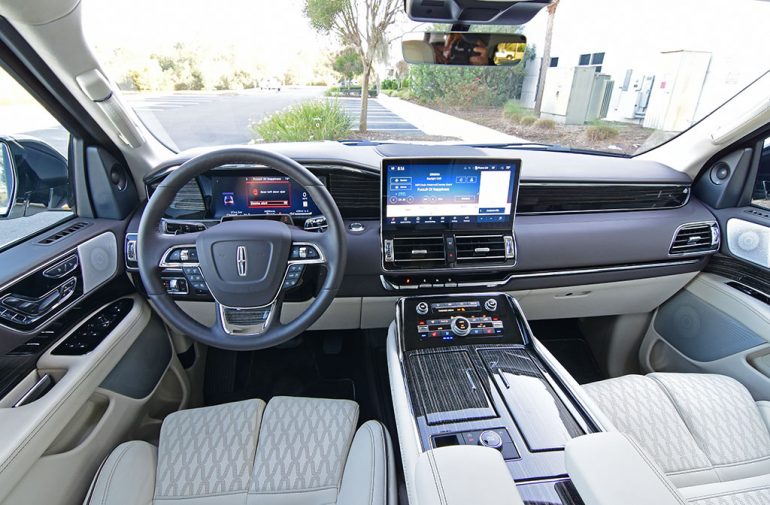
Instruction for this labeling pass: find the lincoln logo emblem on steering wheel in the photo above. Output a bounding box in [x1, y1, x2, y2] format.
[236, 246, 247, 277]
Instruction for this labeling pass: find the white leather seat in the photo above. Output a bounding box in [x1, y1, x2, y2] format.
[84, 396, 395, 505]
[584, 373, 770, 504]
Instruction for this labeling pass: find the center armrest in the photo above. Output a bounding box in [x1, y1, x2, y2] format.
[566, 432, 687, 505]
[414, 445, 524, 505]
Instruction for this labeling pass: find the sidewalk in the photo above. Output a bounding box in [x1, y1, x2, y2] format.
[378, 95, 526, 143]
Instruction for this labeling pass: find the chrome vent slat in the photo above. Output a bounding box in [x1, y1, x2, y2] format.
[392, 236, 446, 264]
[456, 235, 507, 262]
[669, 222, 719, 255]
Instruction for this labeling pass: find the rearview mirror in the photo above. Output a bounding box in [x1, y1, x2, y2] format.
[402, 31, 526, 67]
[0, 141, 16, 218]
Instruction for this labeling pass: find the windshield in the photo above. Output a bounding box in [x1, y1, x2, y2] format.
[82, 0, 770, 156]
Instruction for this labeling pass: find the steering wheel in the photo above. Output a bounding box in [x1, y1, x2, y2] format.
[137, 147, 347, 350]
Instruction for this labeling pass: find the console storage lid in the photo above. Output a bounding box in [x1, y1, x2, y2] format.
[566, 432, 686, 505]
[414, 445, 525, 505]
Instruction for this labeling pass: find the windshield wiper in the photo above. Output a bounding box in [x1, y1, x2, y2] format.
[467, 142, 628, 157]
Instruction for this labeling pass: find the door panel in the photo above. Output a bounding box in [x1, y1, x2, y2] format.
[640, 272, 770, 401]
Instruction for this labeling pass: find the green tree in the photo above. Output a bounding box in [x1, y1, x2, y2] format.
[304, 0, 401, 132]
[332, 47, 363, 82]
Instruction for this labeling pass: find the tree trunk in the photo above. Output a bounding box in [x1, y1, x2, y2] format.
[533, 4, 557, 117]
[359, 65, 370, 132]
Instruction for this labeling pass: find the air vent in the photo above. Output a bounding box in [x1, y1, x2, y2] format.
[517, 183, 690, 214]
[456, 235, 508, 263]
[392, 236, 446, 265]
[38, 222, 91, 244]
[669, 222, 719, 255]
[326, 171, 379, 218]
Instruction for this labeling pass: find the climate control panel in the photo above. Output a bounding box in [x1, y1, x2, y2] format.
[399, 293, 525, 350]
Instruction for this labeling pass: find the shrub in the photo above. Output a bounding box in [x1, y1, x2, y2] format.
[252, 100, 351, 142]
[396, 88, 414, 100]
[325, 86, 377, 98]
[586, 124, 619, 141]
[503, 101, 528, 123]
[519, 115, 537, 126]
[382, 78, 399, 90]
[534, 118, 556, 130]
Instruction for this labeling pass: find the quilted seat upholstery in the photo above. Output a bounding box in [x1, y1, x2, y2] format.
[85, 396, 395, 505]
[585, 373, 770, 505]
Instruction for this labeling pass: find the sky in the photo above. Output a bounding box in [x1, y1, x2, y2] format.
[82, 0, 337, 83]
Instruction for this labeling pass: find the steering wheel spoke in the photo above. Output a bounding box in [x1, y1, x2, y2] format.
[216, 300, 281, 336]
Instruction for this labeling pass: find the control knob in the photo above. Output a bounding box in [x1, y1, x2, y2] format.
[484, 298, 498, 312]
[479, 430, 503, 449]
[451, 316, 471, 337]
[416, 302, 430, 316]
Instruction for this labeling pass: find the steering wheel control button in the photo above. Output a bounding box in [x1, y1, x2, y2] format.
[163, 277, 189, 295]
[416, 301, 430, 315]
[451, 316, 471, 336]
[283, 264, 306, 289]
[484, 298, 498, 312]
[479, 430, 504, 449]
[290, 244, 320, 261]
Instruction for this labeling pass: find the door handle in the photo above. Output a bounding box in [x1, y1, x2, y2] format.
[2, 277, 77, 317]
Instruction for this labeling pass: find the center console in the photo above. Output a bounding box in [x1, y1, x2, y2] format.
[393, 292, 600, 505]
[380, 158, 519, 290]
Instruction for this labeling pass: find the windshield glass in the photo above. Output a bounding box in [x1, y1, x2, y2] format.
[82, 0, 770, 156]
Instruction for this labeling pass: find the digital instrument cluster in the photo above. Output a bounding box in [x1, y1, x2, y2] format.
[211, 175, 322, 219]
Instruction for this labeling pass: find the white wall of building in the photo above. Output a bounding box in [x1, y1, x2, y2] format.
[519, 0, 770, 130]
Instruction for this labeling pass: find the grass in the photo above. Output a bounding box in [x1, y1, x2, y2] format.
[252, 100, 351, 142]
[519, 115, 537, 126]
[534, 118, 556, 130]
[586, 122, 620, 141]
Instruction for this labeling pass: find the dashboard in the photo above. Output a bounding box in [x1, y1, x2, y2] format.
[130, 142, 719, 304]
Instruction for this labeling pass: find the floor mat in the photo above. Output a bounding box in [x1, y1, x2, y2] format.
[529, 319, 605, 385]
[204, 329, 384, 423]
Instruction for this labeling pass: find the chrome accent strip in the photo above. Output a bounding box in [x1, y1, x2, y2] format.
[13, 374, 53, 408]
[159, 244, 198, 268]
[161, 218, 207, 235]
[380, 258, 701, 290]
[218, 301, 277, 336]
[289, 242, 326, 265]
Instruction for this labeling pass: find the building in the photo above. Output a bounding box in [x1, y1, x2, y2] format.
[519, 0, 770, 130]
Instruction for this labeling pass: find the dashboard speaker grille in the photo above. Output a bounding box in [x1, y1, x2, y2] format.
[518, 183, 690, 214]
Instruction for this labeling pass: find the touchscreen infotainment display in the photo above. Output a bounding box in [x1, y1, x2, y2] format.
[211, 175, 321, 219]
[382, 158, 520, 229]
